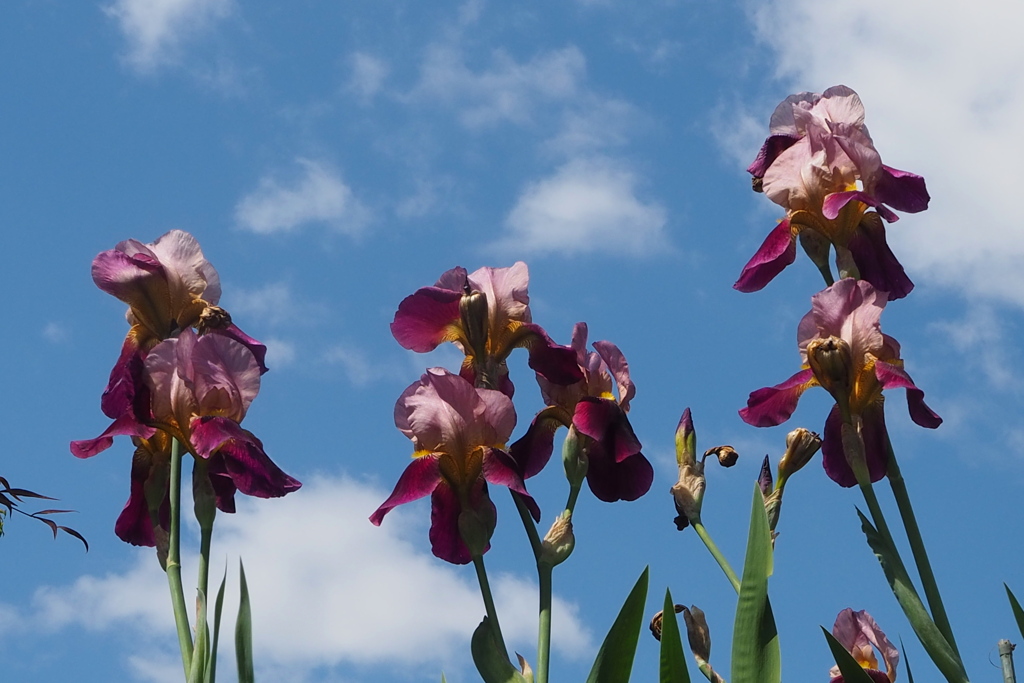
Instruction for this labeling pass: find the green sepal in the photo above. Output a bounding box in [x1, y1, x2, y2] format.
[585, 566, 650, 683]
[235, 560, 255, 683]
[470, 616, 527, 683]
[659, 589, 691, 683]
[821, 627, 875, 683]
[205, 568, 227, 683]
[856, 510, 967, 683]
[1005, 584, 1024, 642]
[441, 675, 447, 683]
[188, 589, 209, 683]
[731, 485, 780, 683]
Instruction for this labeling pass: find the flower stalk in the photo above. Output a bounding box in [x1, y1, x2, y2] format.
[167, 437, 194, 676]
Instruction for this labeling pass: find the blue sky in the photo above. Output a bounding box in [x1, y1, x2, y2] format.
[2, 0, 1023, 681]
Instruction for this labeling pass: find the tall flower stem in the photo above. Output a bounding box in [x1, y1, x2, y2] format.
[193, 458, 217, 622]
[691, 517, 740, 594]
[167, 438, 194, 676]
[472, 553, 507, 656]
[537, 563, 553, 683]
[512, 492, 542, 558]
[886, 440, 960, 659]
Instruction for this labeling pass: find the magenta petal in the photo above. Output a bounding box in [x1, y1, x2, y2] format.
[823, 190, 898, 223]
[114, 476, 157, 547]
[522, 323, 584, 386]
[593, 340, 635, 410]
[391, 287, 462, 352]
[849, 216, 913, 301]
[100, 338, 150, 421]
[190, 417, 301, 498]
[91, 249, 164, 301]
[509, 407, 569, 480]
[739, 369, 815, 428]
[574, 397, 642, 464]
[217, 324, 269, 375]
[876, 165, 929, 214]
[874, 361, 942, 428]
[71, 414, 156, 459]
[429, 481, 474, 565]
[822, 404, 889, 487]
[747, 134, 800, 178]
[483, 448, 540, 521]
[584, 438, 654, 503]
[370, 456, 441, 525]
[734, 218, 797, 292]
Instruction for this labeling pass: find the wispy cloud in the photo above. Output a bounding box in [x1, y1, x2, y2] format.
[104, 0, 233, 73]
[498, 157, 668, 257]
[747, 0, 1024, 305]
[234, 159, 370, 236]
[21, 476, 592, 678]
[42, 322, 69, 344]
[347, 52, 390, 105]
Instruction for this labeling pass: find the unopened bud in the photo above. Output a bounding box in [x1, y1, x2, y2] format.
[704, 445, 738, 468]
[460, 284, 490, 360]
[763, 488, 783, 532]
[539, 510, 575, 567]
[649, 604, 684, 642]
[562, 426, 588, 489]
[675, 408, 697, 467]
[671, 464, 705, 531]
[757, 455, 773, 496]
[806, 336, 853, 403]
[517, 654, 533, 681]
[682, 605, 711, 662]
[778, 428, 822, 480]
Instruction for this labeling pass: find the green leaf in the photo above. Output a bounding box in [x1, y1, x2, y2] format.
[235, 560, 255, 683]
[821, 628, 876, 683]
[659, 590, 690, 683]
[731, 485, 780, 683]
[1005, 584, 1024, 642]
[470, 617, 527, 683]
[900, 637, 914, 683]
[441, 675, 447, 683]
[585, 566, 650, 683]
[205, 568, 228, 683]
[857, 510, 967, 683]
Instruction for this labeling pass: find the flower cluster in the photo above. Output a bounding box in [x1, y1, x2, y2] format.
[72, 231, 300, 546]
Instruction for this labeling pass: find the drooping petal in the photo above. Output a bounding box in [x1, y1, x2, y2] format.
[822, 190, 898, 224]
[428, 480, 476, 565]
[875, 165, 930, 214]
[390, 286, 462, 352]
[508, 406, 571, 480]
[875, 360, 943, 428]
[583, 436, 654, 503]
[593, 340, 635, 410]
[848, 214, 914, 301]
[190, 417, 301, 498]
[217, 323, 269, 375]
[574, 397, 642, 464]
[114, 474, 157, 547]
[70, 414, 156, 458]
[482, 447, 539, 521]
[518, 323, 584, 386]
[821, 405, 890, 487]
[739, 369, 816, 428]
[369, 456, 441, 525]
[734, 218, 797, 292]
[92, 249, 173, 338]
[100, 336, 150, 420]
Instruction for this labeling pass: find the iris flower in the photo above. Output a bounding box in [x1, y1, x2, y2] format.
[390, 262, 582, 396]
[737, 86, 929, 299]
[829, 608, 899, 683]
[739, 279, 940, 487]
[370, 368, 534, 564]
[510, 323, 652, 503]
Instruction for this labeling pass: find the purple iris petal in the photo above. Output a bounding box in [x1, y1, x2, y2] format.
[747, 134, 800, 178]
[114, 464, 160, 547]
[822, 191, 899, 223]
[100, 338, 151, 421]
[369, 456, 441, 526]
[218, 324, 269, 375]
[429, 481, 486, 565]
[739, 368, 815, 428]
[876, 165, 930, 213]
[593, 340, 635, 410]
[190, 416, 301, 498]
[482, 447, 540, 521]
[71, 414, 156, 459]
[522, 323, 585, 386]
[574, 397, 642, 464]
[874, 360, 942, 428]
[391, 286, 462, 352]
[821, 405, 889, 487]
[583, 436, 654, 503]
[734, 218, 797, 293]
[848, 215, 914, 301]
[91, 249, 165, 303]
[508, 406, 569, 480]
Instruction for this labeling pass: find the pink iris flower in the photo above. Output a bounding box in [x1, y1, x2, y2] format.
[739, 279, 940, 487]
[737, 86, 929, 300]
[370, 368, 535, 564]
[829, 608, 899, 683]
[72, 230, 267, 459]
[510, 323, 653, 503]
[114, 330, 300, 546]
[390, 262, 582, 396]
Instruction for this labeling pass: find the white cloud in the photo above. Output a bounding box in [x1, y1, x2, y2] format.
[320, 344, 404, 386]
[227, 282, 297, 327]
[347, 52, 389, 104]
[409, 44, 586, 128]
[545, 99, 640, 157]
[499, 157, 668, 257]
[262, 336, 297, 369]
[748, 0, 1024, 305]
[234, 159, 370, 236]
[42, 322, 69, 344]
[21, 476, 591, 678]
[930, 306, 1018, 390]
[104, 0, 232, 73]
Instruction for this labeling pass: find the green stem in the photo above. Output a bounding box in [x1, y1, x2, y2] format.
[511, 491, 542, 560]
[692, 517, 740, 594]
[565, 481, 582, 516]
[167, 438, 194, 676]
[537, 564, 553, 683]
[886, 441, 961, 659]
[472, 553, 507, 656]
[857, 480, 900, 553]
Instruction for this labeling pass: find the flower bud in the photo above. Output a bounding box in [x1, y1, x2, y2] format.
[757, 455, 773, 497]
[806, 336, 853, 403]
[649, 604, 684, 642]
[704, 445, 738, 468]
[562, 426, 588, 490]
[682, 605, 711, 662]
[763, 488, 783, 533]
[778, 428, 822, 480]
[539, 510, 575, 567]
[675, 408, 697, 468]
[460, 284, 490, 360]
[671, 465, 705, 531]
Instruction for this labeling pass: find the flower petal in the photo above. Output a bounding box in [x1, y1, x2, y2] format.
[822, 190, 897, 223]
[217, 324, 269, 375]
[509, 405, 572, 480]
[70, 414, 156, 458]
[100, 336, 150, 421]
[483, 447, 540, 521]
[848, 214, 914, 301]
[583, 436, 654, 503]
[147, 230, 222, 305]
[747, 134, 800, 177]
[519, 323, 585, 386]
[191, 417, 301, 498]
[874, 360, 942, 428]
[573, 397, 642, 464]
[734, 218, 797, 292]
[390, 286, 462, 352]
[739, 369, 816, 428]
[428, 480, 480, 565]
[876, 165, 929, 214]
[821, 404, 890, 487]
[191, 333, 262, 423]
[369, 456, 441, 525]
[593, 340, 635, 410]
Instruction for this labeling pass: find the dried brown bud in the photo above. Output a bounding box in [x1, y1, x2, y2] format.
[682, 605, 711, 662]
[459, 286, 490, 360]
[763, 488, 783, 532]
[704, 445, 738, 468]
[196, 305, 232, 335]
[806, 336, 853, 402]
[778, 428, 822, 480]
[649, 604, 684, 641]
[671, 464, 705, 530]
[751, 176, 764, 193]
[539, 510, 574, 567]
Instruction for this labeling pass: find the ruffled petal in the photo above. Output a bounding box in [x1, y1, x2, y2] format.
[875, 165, 929, 214]
[849, 214, 914, 301]
[390, 286, 462, 352]
[190, 417, 301, 498]
[734, 218, 797, 292]
[191, 333, 262, 422]
[217, 324, 269, 375]
[739, 369, 816, 428]
[747, 134, 800, 177]
[369, 456, 441, 525]
[573, 397, 642, 464]
[874, 360, 942, 428]
[147, 230, 221, 305]
[593, 340, 635, 410]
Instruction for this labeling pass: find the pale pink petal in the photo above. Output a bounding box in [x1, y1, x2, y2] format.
[148, 230, 221, 304]
[817, 85, 866, 128]
[469, 262, 532, 335]
[434, 266, 469, 292]
[747, 134, 800, 177]
[191, 333, 261, 422]
[593, 340, 635, 410]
